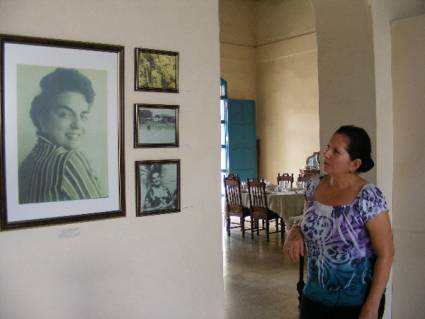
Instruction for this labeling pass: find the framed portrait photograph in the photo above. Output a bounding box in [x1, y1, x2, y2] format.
[135, 160, 180, 216]
[135, 48, 179, 93]
[134, 104, 179, 148]
[0, 34, 125, 230]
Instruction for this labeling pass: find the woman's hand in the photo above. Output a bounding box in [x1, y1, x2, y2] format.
[282, 225, 304, 262]
[358, 302, 379, 319]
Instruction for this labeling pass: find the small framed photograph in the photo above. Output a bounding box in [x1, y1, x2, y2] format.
[135, 48, 179, 93]
[0, 34, 125, 230]
[135, 160, 180, 216]
[134, 104, 179, 148]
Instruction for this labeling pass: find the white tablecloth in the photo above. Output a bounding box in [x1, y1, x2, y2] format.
[241, 191, 305, 226]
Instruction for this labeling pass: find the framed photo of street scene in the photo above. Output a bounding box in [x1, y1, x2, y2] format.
[135, 48, 179, 93]
[0, 34, 125, 230]
[135, 160, 180, 216]
[134, 104, 179, 148]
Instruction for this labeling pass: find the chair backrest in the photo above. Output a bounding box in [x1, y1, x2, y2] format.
[247, 179, 268, 218]
[223, 174, 244, 216]
[297, 173, 310, 183]
[277, 173, 294, 188]
[296, 173, 310, 189]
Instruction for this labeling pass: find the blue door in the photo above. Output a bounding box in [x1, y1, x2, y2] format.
[227, 99, 257, 181]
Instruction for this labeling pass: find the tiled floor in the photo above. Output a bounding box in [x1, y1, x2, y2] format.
[223, 225, 301, 319]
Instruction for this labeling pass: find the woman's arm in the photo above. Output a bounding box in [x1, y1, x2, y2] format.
[282, 200, 306, 262]
[283, 225, 305, 262]
[359, 212, 394, 319]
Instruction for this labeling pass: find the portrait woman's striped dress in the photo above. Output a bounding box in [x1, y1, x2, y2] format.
[19, 136, 102, 203]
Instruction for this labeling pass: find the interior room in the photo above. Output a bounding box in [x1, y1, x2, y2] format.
[0, 0, 425, 319]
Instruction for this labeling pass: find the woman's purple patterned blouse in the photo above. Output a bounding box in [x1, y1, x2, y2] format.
[301, 176, 388, 306]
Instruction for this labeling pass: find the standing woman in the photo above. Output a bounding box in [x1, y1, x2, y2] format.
[283, 125, 394, 319]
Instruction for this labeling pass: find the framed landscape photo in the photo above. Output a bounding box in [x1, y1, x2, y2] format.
[0, 34, 125, 230]
[135, 160, 180, 216]
[135, 48, 179, 93]
[134, 104, 179, 148]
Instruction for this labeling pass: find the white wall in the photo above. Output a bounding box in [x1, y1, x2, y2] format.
[391, 14, 425, 318]
[311, 0, 377, 183]
[0, 1, 224, 319]
[370, 1, 395, 317]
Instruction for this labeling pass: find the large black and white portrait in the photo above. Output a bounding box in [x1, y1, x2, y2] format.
[18, 66, 108, 203]
[0, 35, 125, 230]
[134, 104, 179, 148]
[135, 160, 180, 216]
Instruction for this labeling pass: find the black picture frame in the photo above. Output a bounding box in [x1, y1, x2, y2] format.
[134, 48, 179, 93]
[135, 160, 180, 216]
[134, 103, 179, 148]
[0, 34, 125, 230]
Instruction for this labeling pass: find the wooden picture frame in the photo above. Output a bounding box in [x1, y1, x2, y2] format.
[134, 48, 179, 93]
[134, 103, 179, 148]
[135, 160, 180, 216]
[0, 34, 125, 230]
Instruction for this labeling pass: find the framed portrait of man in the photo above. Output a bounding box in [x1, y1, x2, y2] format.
[0, 34, 125, 230]
[135, 160, 180, 216]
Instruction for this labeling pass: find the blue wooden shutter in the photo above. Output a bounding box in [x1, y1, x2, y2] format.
[227, 99, 257, 181]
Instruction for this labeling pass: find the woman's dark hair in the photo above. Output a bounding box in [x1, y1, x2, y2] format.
[148, 164, 162, 181]
[336, 125, 374, 173]
[30, 68, 95, 130]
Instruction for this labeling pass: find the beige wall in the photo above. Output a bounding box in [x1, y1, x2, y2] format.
[391, 14, 425, 318]
[257, 34, 319, 180]
[220, 0, 256, 100]
[220, 0, 256, 46]
[220, 44, 257, 100]
[0, 1, 223, 319]
[256, 0, 315, 45]
[220, 0, 319, 180]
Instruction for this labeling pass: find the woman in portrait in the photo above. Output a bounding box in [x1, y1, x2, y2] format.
[283, 125, 394, 319]
[143, 168, 176, 212]
[19, 68, 103, 204]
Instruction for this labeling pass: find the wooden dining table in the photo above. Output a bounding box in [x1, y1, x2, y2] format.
[241, 190, 305, 227]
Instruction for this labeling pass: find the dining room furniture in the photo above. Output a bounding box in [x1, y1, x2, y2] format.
[277, 172, 294, 189]
[223, 174, 251, 237]
[247, 179, 284, 241]
[296, 173, 311, 189]
[241, 189, 305, 228]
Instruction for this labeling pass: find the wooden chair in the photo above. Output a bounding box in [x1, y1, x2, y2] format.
[296, 173, 311, 189]
[277, 173, 294, 188]
[247, 179, 284, 241]
[223, 174, 250, 237]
